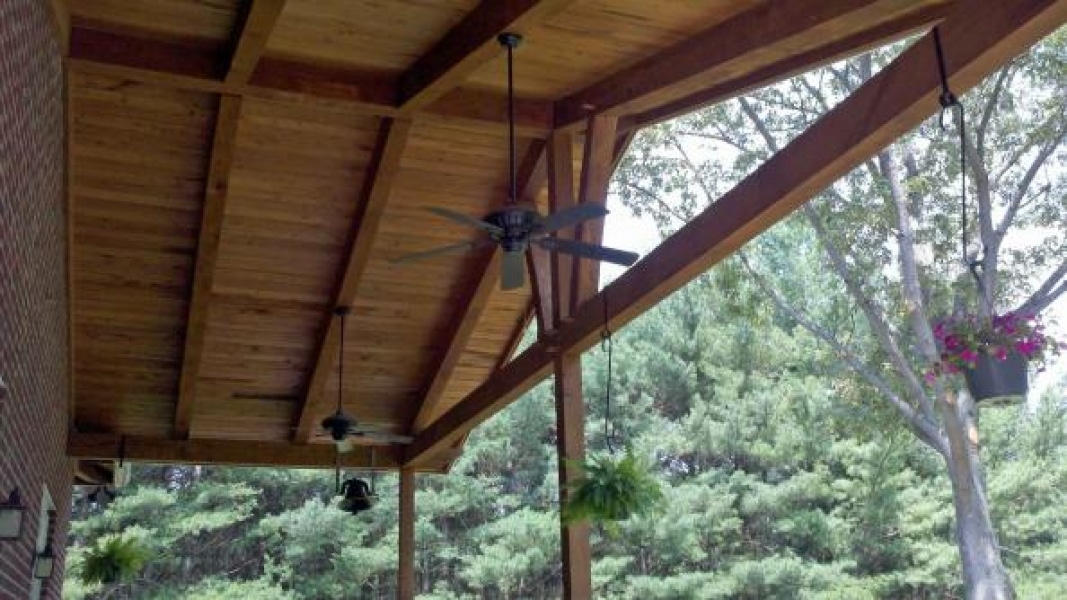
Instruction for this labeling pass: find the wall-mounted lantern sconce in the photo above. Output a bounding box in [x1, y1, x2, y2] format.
[0, 488, 25, 540]
[33, 546, 55, 579]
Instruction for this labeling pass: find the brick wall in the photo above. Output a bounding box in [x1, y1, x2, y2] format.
[0, 0, 72, 597]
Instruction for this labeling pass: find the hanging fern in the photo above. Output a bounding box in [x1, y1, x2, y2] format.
[562, 451, 663, 527]
[80, 535, 149, 585]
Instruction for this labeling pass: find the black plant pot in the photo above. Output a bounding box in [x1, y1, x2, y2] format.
[963, 351, 1028, 405]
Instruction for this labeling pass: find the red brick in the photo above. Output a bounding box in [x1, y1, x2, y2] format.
[0, 0, 72, 598]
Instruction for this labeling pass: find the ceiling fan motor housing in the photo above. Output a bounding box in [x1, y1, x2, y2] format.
[486, 207, 539, 252]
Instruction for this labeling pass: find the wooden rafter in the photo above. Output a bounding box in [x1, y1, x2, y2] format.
[411, 140, 547, 433]
[225, 0, 287, 85]
[405, 0, 1067, 465]
[495, 304, 535, 371]
[632, 3, 951, 128]
[547, 130, 576, 325]
[570, 115, 618, 311]
[292, 118, 414, 443]
[173, 96, 244, 439]
[68, 28, 552, 136]
[397, 0, 573, 110]
[554, 0, 906, 129]
[67, 433, 411, 470]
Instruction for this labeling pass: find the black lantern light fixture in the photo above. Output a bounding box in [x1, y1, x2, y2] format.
[0, 488, 25, 540]
[33, 545, 55, 579]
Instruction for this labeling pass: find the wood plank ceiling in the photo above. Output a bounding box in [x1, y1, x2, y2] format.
[65, 0, 959, 469]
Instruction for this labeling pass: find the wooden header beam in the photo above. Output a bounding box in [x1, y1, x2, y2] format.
[407, 0, 1067, 465]
[397, 0, 572, 111]
[293, 118, 414, 443]
[68, 28, 551, 136]
[67, 433, 417, 470]
[553, 0, 944, 129]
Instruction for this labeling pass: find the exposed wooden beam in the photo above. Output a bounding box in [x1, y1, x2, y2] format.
[397, 468, 416, 600]
[68, 28, 552, 136]
[48, 0, 70, 55]
[67, 432, 416, 470]
[225, 0, 287, 84]
[406, 0, 1067, 465]
[411, 140, 547, 433]
[632, 3, 950, 128]
[293, 119, 414, 443]
[547, 130, 576, 325]
[570, 115, 618, 312]
[73, 461, 113, 486]
[174, 96, 244, 439]
[555, 0, 892, 129]
[397, 0, 572, 110]
[495, 304, 535, 371]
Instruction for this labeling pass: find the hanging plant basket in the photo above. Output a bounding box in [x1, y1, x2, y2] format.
[562, 451, 662, 529]
[80, 535, 149, 585]
[963, 351, 1028, 405]
[929, 312, 1060, 406]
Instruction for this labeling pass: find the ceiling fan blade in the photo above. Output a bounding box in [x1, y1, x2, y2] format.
[392, 240, 485, 264]
[500, 250, 526, 290]
[538, 203, 609, 233]
[426, 207, 503, 235]
[538, 238, 639, 266]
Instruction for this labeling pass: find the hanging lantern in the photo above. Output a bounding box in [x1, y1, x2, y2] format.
[0, 489, 25, 540]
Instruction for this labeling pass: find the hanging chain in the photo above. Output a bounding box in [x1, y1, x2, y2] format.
[506, 36, 518, 205]
[933, 28, 985, 298]
[334, 306, 348, 495]
[601, 293, 619, 454]
[335, 449, 341, 495]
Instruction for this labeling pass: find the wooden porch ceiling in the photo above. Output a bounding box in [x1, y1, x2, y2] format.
[61, 0, 1059, 470]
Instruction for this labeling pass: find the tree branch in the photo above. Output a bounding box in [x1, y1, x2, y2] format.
[997, 125, 1067, 237]
[878, 149, 940, 422]
[1014, 260, 1067, 316]
[738, 251, 947, 455]
[801, 204, 935, 420]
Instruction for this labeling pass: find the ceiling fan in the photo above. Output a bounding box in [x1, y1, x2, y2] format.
[393, 32, 639, 290]
[315, 307, 412, 452]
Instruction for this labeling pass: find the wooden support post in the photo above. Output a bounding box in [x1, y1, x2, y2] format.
[398, 468, 416, 600]
[550, 124, 592, 596]
[554, 353, 591, 599]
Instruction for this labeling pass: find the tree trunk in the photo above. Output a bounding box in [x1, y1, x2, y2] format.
[940, 388, 1014, 599]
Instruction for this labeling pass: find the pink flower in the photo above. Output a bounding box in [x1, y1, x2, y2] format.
[960, 349, 979, 365]
[993, 346, 1008, 361]
[944, 335, 962, 350]
[1015, 339, 1040, 357]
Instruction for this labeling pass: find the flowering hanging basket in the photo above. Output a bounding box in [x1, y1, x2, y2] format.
[962, 351, 1028, 405]
[930, 312, 1060, 405]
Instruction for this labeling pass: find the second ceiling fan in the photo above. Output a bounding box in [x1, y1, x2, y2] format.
[394, 33, 639, 290]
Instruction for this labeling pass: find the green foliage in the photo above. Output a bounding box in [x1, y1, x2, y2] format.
[563, 451, 663, 527]
[80, 535, 149, 585]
